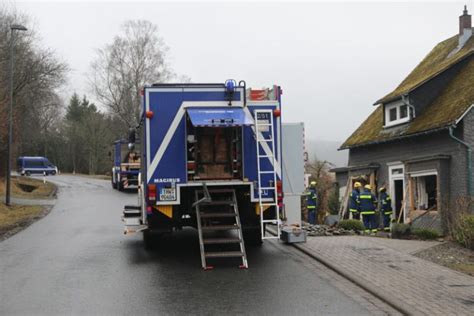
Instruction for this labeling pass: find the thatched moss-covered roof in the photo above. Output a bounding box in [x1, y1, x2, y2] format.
[341, 56, 474, 149]
[376, 35, 474, 104]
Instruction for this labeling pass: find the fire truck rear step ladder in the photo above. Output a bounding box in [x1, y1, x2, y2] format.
[254, 109, 281, 240]
[122, 205, 146, 235]
[194, 187, 248, 270]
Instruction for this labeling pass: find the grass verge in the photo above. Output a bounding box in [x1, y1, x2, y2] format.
[0, 176, 56, 199]
[0, 203, 50, 241]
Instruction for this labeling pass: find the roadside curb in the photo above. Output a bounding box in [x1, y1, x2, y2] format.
[0, 205, 54, 242]
[1, 181, 58, 242]
[266, 227, 410, 316]
[293, 243, 410, 316]
[48, 180, 58, 198]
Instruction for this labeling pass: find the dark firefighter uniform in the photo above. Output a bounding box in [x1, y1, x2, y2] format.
[306, 182, 318, 224]
[379, 189, 393, 231]
[359, 185, 377, 233]
[349, 183, 361, 220]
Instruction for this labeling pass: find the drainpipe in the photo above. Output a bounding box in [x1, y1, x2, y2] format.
[449, 126, 473, 197]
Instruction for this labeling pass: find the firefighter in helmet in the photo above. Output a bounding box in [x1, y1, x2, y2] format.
[349, 182, 362, 220]
[379, 187, 393, 231]
[306, 181, 318, 224]
[359, 184, 378, 234]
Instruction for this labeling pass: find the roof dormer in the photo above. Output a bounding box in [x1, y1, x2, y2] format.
[383, 99, 413, 128]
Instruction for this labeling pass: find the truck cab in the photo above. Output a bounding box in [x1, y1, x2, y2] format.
[111, 139, 141, 191]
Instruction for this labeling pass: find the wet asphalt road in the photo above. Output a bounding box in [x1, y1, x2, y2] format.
[1, 175, 374, 315]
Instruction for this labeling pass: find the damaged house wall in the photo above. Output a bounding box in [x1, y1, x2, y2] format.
[345, 129, 469, 229]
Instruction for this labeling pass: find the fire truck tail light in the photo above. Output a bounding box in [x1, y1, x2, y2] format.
[148, 184, 157, 201]
[276, 180, 283, 199]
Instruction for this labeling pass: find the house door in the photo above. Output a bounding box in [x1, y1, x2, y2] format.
[389, 163, 405, 222]
[393, 179, 404, 220]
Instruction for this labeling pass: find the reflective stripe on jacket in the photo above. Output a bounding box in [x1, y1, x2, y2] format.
[359, 189, 376, 214]
[348, 189, 360, 212]
[380, 192, 392, 213]
[306, 187, 318, 208]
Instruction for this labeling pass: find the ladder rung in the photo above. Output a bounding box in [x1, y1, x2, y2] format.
[262, 220, 279, 223]
[260, 203, 277, 206]
[257, 138, 273, 142]
[259, 187, 276, 190]
[256, 123, 273, 127]
[200, 212, 237, 218]
[259, 171, 275, 174]
[200, 200, 234, 206]
[124, 205, 141, 210]
[205, 251, 244, 258]
[203, 238, 241, 245]
[258, 155, 274, 158]
[201, 225, 240, 231]
[123, 209, 141, 214]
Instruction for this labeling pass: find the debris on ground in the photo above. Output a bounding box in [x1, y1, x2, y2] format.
[414, 241, 474, 276]
[302, 222, 356, 237]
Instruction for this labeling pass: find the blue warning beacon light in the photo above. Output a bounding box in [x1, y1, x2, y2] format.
[225, 79, 237, 106]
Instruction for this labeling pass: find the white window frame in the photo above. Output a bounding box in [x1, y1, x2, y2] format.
[384, 99, 410, 127]
[388, 162, 405, 222]
[408, 170, 438, 212]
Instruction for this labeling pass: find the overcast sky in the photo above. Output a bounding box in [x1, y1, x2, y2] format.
[13, 0, 471, 142]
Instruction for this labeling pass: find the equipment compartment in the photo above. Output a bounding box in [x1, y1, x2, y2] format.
[187, 120, 243, 181]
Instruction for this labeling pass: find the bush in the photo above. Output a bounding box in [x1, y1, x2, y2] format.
[452, 214, 474, 250]
[413, 228, 440, 240]
[327, 188, 340, 215]
[391, 223, 411, 239]
[338, 219, 365, 232]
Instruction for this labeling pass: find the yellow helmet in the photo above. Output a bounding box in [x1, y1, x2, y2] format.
[310, 181, 317, 186]
[354, 182, 362, 188]
[364, 184, 372, 190]
[379, 187, 386, 192]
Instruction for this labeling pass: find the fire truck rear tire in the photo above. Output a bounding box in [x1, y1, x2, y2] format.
[111, 177, 117, 189]
[117, 181, 123, 191]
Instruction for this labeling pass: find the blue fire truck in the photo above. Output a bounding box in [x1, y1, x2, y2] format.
[111, 139, 141, 191]
[123, 80, 283, 269]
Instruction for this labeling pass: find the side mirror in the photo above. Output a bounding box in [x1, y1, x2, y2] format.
[128, 128, 136, 151]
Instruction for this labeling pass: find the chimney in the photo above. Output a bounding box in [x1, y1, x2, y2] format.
[458, 5, 472, 48]
[459, 5, 472, 35]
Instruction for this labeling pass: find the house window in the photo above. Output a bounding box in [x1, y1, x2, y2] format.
[391, 168, 403, 175]
[400, 105, 408, 118]
[384, 100, 411, 127]
[389, 108, 397, 121]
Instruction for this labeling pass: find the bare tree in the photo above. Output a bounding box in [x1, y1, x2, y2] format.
[90, 20, 175, 127]
[305, 156, 338, 218]
[0, 6, 68, 176]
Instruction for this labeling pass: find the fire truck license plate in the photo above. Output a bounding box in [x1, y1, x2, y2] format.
[159, 188, 176, 201]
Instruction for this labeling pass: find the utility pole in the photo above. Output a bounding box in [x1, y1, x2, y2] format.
[5, 24, 27, 206]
